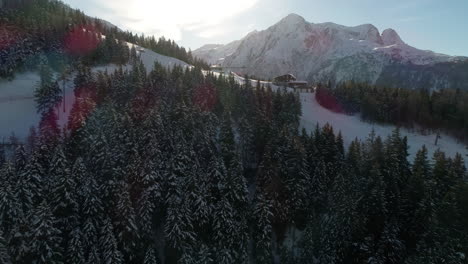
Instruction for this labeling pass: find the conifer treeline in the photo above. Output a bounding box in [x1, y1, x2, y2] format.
[316, 81, 468, 145]
[0, 0, 208, 79]
[0, 58, 467, 263]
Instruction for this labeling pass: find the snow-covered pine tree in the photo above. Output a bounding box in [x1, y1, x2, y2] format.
[212, 195, 236, 264]
[143, 246, 159, 264]
[38, 109, 61, 146]
[400, 146, 431, 248]
[432, 150, 449, 202]
[0, 230, 11, 264]
[13, 145, 28, 173]
[81, 173, 104, 259]
[113, 180, 140, 262]
[164, 141, 197, 261]
[86, 247, 101, 264]
[99, 217, 124, 264]
[50, 146, 76, 219]
[253, 192, 274, 264]
[186, 163, 212, 237]
[35, 63, 62, 115]
[192, 243, 213, 264]
[66, 227, 86, 264]
[27, 201, 63, 264]
[0, 164, 24, 238]
[219, 113, 236, 167]
[17, 153, 44, 209]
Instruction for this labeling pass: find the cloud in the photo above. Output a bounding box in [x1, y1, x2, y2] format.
[78, 0, 260, 41]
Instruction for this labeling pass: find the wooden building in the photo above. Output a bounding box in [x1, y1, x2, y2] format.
[273, 74, 297, 83]
[273, 74, 313, 93]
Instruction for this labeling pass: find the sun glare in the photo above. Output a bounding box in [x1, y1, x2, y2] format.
[106, 0, 259, 40]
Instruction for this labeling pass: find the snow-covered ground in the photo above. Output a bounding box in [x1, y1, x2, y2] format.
[216, 73, 467, 166]
[0, 44, 193, 141]
[299, 92, 468, 166]
[1, 57, 466, 168]
[0, 71, 78, 141]
[220, 73, 467, 165]
[0, 72, 41, 141]
[126, 42, 193, 72]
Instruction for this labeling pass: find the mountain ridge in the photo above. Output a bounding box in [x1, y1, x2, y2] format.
[194, 13, 468, 90]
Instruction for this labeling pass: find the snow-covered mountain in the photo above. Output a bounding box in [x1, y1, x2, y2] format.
[194, 14, 468, 90]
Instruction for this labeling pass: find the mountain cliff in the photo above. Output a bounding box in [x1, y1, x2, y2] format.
[194, 14, 468, 90]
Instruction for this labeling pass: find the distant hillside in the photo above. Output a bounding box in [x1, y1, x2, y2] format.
[0, 0, 207, 79]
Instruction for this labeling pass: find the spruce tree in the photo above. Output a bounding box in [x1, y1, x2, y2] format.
[143, 246, 159, 264]
[35, 63, 62, 115]
[253, 192, 274, 264]
[100, 218, 123, 264]
[0, 230, 11, 264]
[27, 201, 63, 264]
[113, 181, 139, 262]
[66, 228, 86, 264]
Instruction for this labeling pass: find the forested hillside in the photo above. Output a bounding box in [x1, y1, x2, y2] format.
[316, 81, 468, 145]
[1, 1, 467, 264]
[0, 58, 467, 263]
[0, 0, 207, 79]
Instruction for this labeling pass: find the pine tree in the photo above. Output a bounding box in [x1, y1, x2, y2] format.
[86, 247, 101, 264]
[212, 196, 236, 264]
[401, 146, 432, 249]
[17, 153, 44, 210]
[113, 181, 139, 262]
[432, 150, 449, 201]
[0, 163, 23, 234]
[137, 181, 161, 240]
[220, 113, 236, 166]
[50, 146, 77, 222]
[35, 63, 62, 115]
[0, 230, 11, 264]
[253, 192, 273, 264]
[66, 228, 86, 264]
[13, 145, 28, 173]
[81, 174, 104, 258]
[193, 243, 213, 264]
[27, 201, 63, 264]
[143, 246, 159, 264]
[100, 218, 123, 264]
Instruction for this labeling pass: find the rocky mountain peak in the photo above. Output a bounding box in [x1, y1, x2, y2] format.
[381, 28, 404, 46]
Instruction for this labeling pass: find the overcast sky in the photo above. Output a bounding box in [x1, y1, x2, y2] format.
[63, 0, 468, 56]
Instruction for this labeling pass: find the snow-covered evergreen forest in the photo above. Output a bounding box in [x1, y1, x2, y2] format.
[0, 1, 468, 264]
[1, 60, 467, 264]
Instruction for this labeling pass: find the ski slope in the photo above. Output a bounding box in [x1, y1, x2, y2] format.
[299, 92, 468, 166]
[214, 73, 467, 166]
[0, 44, 194, 141]
[126, 43, 193, 72]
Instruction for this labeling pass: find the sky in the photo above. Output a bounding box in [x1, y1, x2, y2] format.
[63, 0, 468, 56]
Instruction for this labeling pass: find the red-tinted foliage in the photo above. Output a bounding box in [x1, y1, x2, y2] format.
[0, 24, 22, 50]
[315, 87, 344, 113]
[193, 83, 217, 112]
[68, 84, 97, 132]
[63, 25, 101, 56]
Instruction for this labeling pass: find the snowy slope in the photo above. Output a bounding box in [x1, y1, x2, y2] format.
[194, 14, 468, 90]
[213, 73, 468, 166]
[126, 42, 193, 71]
[195, 40, 242, 65]
[0, 44, 193, 140]
[0, 72, 41, 141]
[299, 92, 468, 167]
